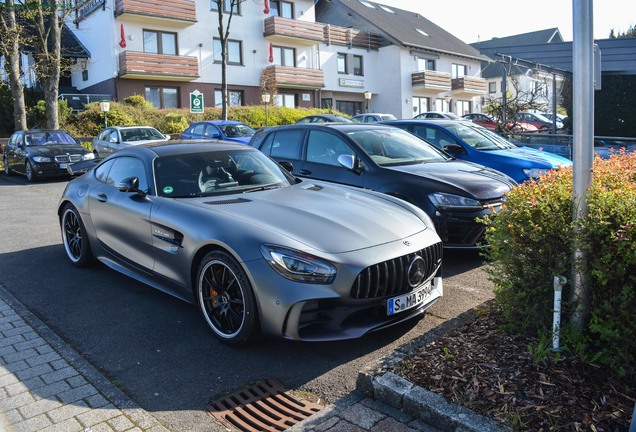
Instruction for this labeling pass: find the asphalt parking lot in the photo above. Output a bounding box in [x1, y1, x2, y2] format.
[0, 173, 495, 431]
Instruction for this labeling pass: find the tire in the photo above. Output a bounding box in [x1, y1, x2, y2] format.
[3, 156, 12, 176]
[60, 204, 96, 267]
[93, 150, 99, 159]
[196, 250, 259, 345]
[25, 161, 35, 182]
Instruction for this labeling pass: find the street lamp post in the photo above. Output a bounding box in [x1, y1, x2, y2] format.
[443, 95, 452, 113]
[363, 91, 372, 113]
[99, 101, 110, 128]
[261, 93, 271, 127]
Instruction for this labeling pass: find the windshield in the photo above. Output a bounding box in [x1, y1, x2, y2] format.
[122, 128, 165, 142]
[347, 128, 450, 166]
[154, 149, 293, 198]
[218, 123, 255, 138]
[445, 123, 517, 150]
[26, 131, 77, 146]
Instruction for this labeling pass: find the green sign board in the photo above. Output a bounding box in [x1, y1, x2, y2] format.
[190, 90, 204, 113]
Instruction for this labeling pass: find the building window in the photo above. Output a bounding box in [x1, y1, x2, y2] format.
[452, 63, 467, 79]
[489, 81, 497, 94]
[274, 93, 295, 108]
[336, 100, 362, 116]
[272, 46, 295, 66]
[210, 0, 239, 13]
[353, 55, 363, 76]
[412, 96, 429, 117]
[337, 53, 347, 74]
[145, 87, 179, 109]
[416, 58, 435, 71]
[213, 38, 243, 65]
[455, 100, 471, 116]
[321, 98, 333, 109]
[270, 1, 293, 18]
[143, 30, 177, 55]
[214, 90, 243, 107]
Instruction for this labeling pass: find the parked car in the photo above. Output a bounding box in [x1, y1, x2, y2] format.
[58, 141, 443, 344]
[352, 113, 398, 123]
[383, 119, 572, 183]
[414, 111, 466, 120]
[296, 114, 354, 123]
[91, 126, 169, 158]
[180, 120, 256, 144]
[462, 113, 498, 131]
[515, 112, 554, 130]
[249, 123, 515, 249]
[540, 112, 565, 129]
[3, 129, 94, 182]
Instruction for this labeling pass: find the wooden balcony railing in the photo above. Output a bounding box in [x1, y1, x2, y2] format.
[118, 51, 199, 81]
[451, 76, 487, 95]
[324, 25, 383, 50]
[264, 16, 324, 43]
[265, 65, 324, 89]
[115, 0, 196, 24]
[411, 71, 452, 91]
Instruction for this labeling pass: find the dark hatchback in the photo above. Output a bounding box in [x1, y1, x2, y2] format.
[249, 123, 516, 248]
[3, 129, 94, 182]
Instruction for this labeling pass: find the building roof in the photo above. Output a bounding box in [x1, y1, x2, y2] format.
[316, 0, 487, 62]
[471, 28, 564, 50]
[19, 21, 90, 59]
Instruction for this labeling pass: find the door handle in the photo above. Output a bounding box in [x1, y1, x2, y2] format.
[96, 193, 108, 202]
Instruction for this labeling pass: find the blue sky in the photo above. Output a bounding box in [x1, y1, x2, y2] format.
[378, 0, 635, 43]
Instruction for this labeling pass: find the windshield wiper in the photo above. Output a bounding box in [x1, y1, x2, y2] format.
[244, 185, 282, 193]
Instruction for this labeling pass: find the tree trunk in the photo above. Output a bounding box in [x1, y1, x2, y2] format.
[0, 0, 27, 131]
[43, 9, 62, 130]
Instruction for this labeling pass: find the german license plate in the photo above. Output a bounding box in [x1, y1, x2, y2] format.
[59, 163, 67, 169]
[387, 282, 431, 316]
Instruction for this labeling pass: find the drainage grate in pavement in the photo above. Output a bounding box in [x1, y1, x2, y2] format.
[207, 378, 324, 432]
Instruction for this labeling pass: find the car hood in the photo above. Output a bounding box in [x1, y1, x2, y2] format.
[187, 183, 429, 254]
[227, 136, 252, 144]
[486, 146, 573, 168]
[387, 161, 514, 200]
[28, 145, 88, 156]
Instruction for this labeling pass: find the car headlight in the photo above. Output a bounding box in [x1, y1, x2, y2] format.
[260, 245, 336, 284]
[32, 156, 51, 163]
[82, 153, 96, 160]
[522, 168, 550, 179]
[429, 192, 482, 211]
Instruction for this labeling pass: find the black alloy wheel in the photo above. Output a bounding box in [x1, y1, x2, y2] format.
[25, 161, 35, 182]
[196, 250, 258, 345]
[3, 157, 11, 176]
[61, 204, 95, 267]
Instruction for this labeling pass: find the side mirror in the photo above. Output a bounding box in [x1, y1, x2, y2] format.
[118, 177, 145, 196]
[338, 154, 364, 174]
[443, 144, 465, 155]
[278, 161, 294, 173]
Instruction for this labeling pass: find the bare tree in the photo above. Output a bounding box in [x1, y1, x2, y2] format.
[0, 0, 27, 131]
[212, 0, 245, 120]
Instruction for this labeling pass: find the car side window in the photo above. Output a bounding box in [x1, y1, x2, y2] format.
[306, 130, 351, 166]
[108, 130, 119, 143]
[409, 126, 454, 149]
[106, 157, 149, 192]
[94, 159, 115, 183]
[189, 124, 203, 135]
[263, 130, 304, 160]
[203, 124, 219, 137]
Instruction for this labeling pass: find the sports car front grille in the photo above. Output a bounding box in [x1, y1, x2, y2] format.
[55, 154, 83, 163]
[350, 241, 443, 299]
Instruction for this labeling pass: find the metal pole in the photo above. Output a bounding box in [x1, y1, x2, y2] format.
[501, 61, 507, 125]
[570, 0, 595, 331]
[552, 72, 558, 134]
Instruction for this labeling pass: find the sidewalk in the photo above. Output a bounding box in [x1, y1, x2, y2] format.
[0, 286, 170, 432]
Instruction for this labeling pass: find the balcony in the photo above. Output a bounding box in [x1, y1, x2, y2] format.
[264, 16, 324, 45]
[451, 76, 487, 97]
[265, 65, 324, 89]
[324, 25, 383, 51]
[115, 0, 197, 26]
[118, 51, 199, 81]
[411, 71, 451, 92]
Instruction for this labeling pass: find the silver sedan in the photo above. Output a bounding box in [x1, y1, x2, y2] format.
[58, 142, 443, 344]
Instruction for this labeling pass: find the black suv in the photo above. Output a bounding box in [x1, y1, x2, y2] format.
[249, 123, 516, 249]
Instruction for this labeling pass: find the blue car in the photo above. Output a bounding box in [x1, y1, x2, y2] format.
[383, 119, 572, 183]
[180, 120, 256, 144]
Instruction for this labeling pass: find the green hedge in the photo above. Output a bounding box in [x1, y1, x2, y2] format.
[482, 151, 636, 377]
[61, 99, 348, 138]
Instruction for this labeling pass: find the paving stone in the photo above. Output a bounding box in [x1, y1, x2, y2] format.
[26, 351, 62, 368]
[13, 413, 52, 430]
[15, 363, 54, 381]
[109, 414, 136, 431]
[57, 383, 99, 404]
[3, 347, 38, 364]
[0, 389, 36, 410]
[40, 417, 85, 432]
[14, 336, 47, 352]
[18, 397, 63, 419]
[47, 400, 90, 423]
[340, 403, 386, 429]
[76, 404, 121, 427]
[40, 366, 78, 384]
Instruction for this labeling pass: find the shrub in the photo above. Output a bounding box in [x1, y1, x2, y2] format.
[482, 151, 636, 377]
[123, 94, 153, 110]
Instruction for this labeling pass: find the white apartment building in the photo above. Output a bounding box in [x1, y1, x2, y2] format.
[65, 0, 488, 118]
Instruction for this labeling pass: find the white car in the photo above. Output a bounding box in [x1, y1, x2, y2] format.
[91, 126, 169, 158]
[352, 113, 397, 123]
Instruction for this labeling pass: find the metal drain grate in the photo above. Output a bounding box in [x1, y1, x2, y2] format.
[207, 379, 323, 432]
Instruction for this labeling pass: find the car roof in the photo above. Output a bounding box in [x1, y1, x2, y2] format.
[263, 122, 396, 132]
[384, 119, 464, 126]
[191, 120, 244, 125]
[111, 125, 160, 130]
[134, 140, 256, 157]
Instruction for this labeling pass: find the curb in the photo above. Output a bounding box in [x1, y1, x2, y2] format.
[356, 306, 511, 432]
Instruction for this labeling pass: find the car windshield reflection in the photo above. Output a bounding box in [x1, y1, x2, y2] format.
[445, 124, 516, 151]
[26, 132, 77, 146]
[154, 149, 291, 198]
[347, 128, 450, 166]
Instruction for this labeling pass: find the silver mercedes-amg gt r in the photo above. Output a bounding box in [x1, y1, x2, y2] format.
[58, 141, 443, 345]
